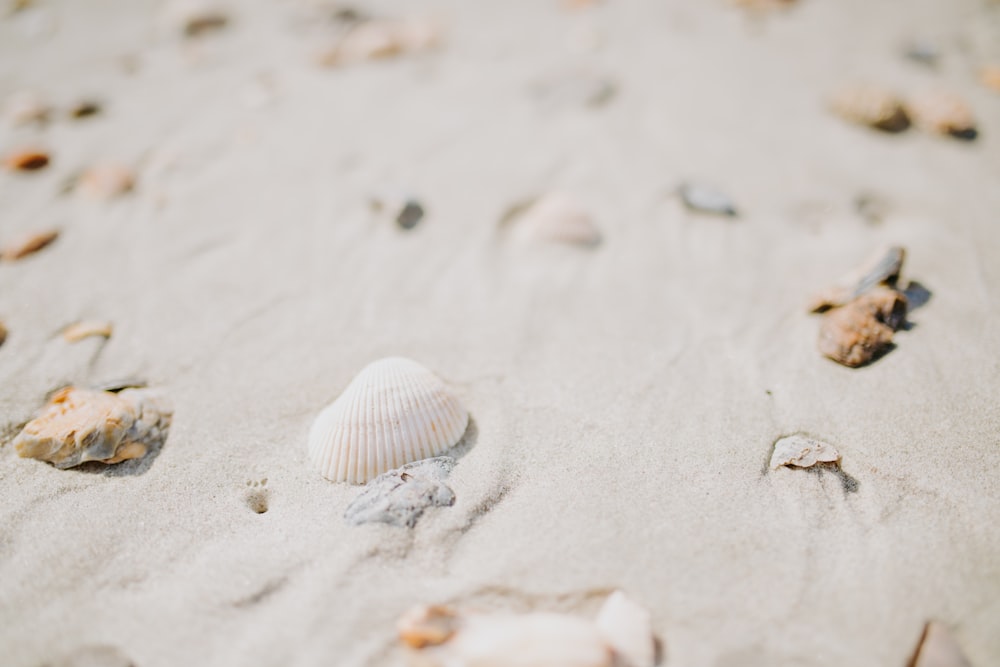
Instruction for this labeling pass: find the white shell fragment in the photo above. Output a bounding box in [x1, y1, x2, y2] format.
[908, 621, 972, 667]
[505, 192, 601, 246]
[770, 434, 840, 470]
[4, 90, 50, 126]
[399, 591, 657, 667]
[344, 456, 456, 527]
[14, 387, 172, 469]
[62, 320, 113, 342]
[308, 357, 469, 484]
[678, 183, 737, 217]
[596, 592, 655, 667]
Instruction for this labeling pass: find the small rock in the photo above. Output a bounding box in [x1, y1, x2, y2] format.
[67, 99, 102, 119]
[14, 386, 172, 469]
[678, 183, 737, 217]
[908, 621, 972, 667]
[62, 320, 113, 343]
[76, 164, 135, 200]
[830, 85, 910, 133]
[344, 457, 456, 528]
[903, 40, 940, 67]
[770, 434, 840, 470]
[908, 91, 977, 140]
[817, 287, 907, 367]
[3, 148, 50, 171]
[0, 229, 59, 261]
[371, 189, 425, 230]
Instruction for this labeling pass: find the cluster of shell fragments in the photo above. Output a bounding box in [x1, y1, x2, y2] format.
[14, 387, 172, 468]
[398, 591, 657, 667]
[831, 84, 977, 139]
[308, 357, 468, 484]
[808, 246, 911, 368]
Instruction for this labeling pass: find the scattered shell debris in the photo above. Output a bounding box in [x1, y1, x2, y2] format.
[398, 591, 658, 667]
[818, 286, 907, 367]
[13, 386, 172, 469]
[370, 188, 425, 230]
[770, 434, 841, 470]
[502, 192, 601, 246]
[678, 182, 738, 217]
[830, 85, 910, 133]
[3, 148, 50, 171]
[308, 357, 469, 484]
[317, 18, 440, 67]
[68, 99, 102, 119]
[4, 90, 50, 126]
[344, 456, 456, 527]
[908, 91, 977, 140]
[0, 229, 59, 261]
[76, 164, 135, 200]
[907, 621, 972, 667]
[807, 245, 905, 312]
[62, 320, 113, 343]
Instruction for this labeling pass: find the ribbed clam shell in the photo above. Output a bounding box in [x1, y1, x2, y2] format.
[308, 358, 469, 484]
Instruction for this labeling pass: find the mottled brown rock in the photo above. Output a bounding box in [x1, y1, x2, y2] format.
[830, 85, 910, 133]
[908, 91, 976, 139]
[0, 229, 59, 261]
[3, 148, 50, 171]
[818, 288, 907, 367]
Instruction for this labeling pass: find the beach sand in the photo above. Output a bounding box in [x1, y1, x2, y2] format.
[1, 0, 999, 665]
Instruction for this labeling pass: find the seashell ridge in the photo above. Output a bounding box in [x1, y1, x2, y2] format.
[308, 357, 469, 484]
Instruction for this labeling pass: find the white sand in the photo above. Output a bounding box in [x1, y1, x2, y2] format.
[1, 0, 999, 665]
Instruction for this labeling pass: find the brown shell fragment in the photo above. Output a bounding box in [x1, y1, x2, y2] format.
[1, 229, 59, 261]
[318, 19, 439, 67]
[62, 320, 113, 342]
[3, 148, 50, 171]
[13, 387, 172, 469]
[907, 621, 972, 667]
[76, 164, 135, 200]
[830, 85, 910, 133]
[818, 287, 907, 367]
[908, 91, 977, 139]
[398, 605, 460, 649]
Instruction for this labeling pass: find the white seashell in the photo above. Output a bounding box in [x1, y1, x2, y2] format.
[908, 621, 972, 667]
[308, 357, 469, 484]
[596, 592, 655, 667]
[770, 434, 840, 470]
[505, 192, 601, 246]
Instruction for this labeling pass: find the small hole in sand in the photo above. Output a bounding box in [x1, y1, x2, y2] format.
[247, 491, 268, 514]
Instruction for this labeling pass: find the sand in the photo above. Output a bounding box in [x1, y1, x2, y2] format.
[1, 0, 999, 665]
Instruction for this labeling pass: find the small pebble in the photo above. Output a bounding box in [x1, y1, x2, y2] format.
[370, 189, 425, 230]
[830, 85, 910, 133]
[0, 320, 7, 347]
[344, 457, 456, 528]
[3, 148, 50, 171]
[817, 287, 907, 367]
[908, 91, 977, 140]
[67, 99, 102, 119]
[678, 183, 737, 217]
[0, 229, 59, 261]
[903, 40, 940, 67]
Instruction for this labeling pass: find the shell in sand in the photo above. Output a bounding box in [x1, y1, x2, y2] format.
[308, 357, 468, 484]
[770, 434, 840, 470]
[504, 192, 601, 246]
[14, 387, 172, 469]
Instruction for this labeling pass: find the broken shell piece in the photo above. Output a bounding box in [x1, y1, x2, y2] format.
[770, 434, 840, 470]
[318, 18, 440, 67]
[4, 90, 50, 126]
[62, 320, 113, 343]
[13, 387, 172, 469]
[830, 85, 910, 133]
[807, 245, 905, 312]
[1, 229, 59, 261]
[3, 148, 50, 171]
[399, 605, 460, 649]
[76, 164, 135, 200]
[308, 357, 469, 484]
[907, 621, 972, 667]
[678, 183, 737, 217]
[344, 457, 456, 527]
[0, 320, 7, 346]
[68, 99, 102, 119]
[596, 591, 655, 667]
[817, 287, 907, 367]
[164, 0, 229, 37]
[908, 91, 977, 139]
[504, 192, 601, 246]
